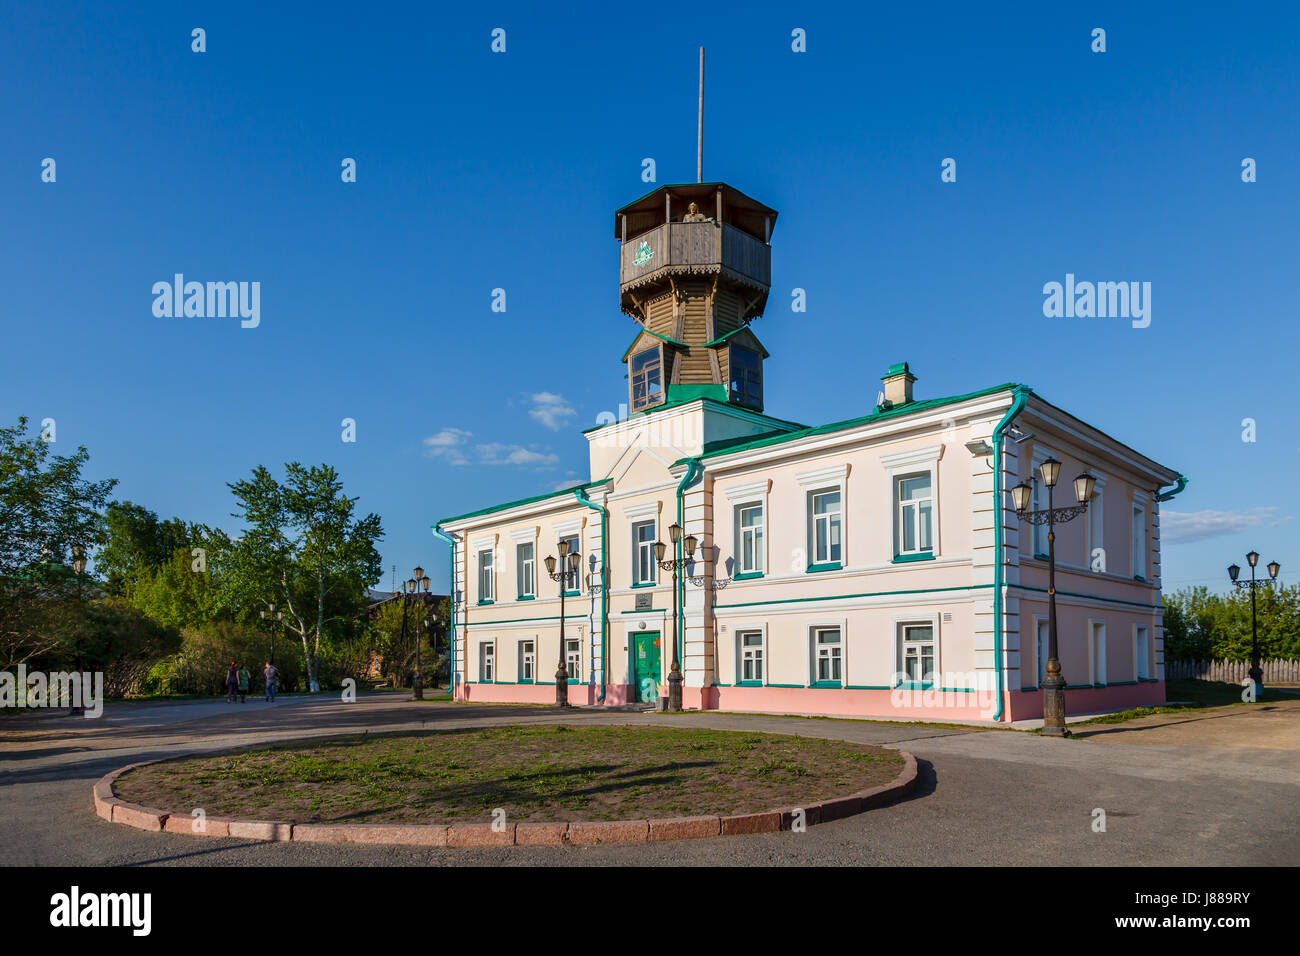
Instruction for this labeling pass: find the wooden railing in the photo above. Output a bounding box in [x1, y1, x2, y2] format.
[620, 221, 770, 289]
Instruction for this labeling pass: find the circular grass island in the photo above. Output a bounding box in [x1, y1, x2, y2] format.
[112, 725, 905, 826]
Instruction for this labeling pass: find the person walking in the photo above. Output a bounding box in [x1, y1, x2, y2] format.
[236, 663, 251, 703]
[263, 661, 279, 703]
[225, 662, 239, 703]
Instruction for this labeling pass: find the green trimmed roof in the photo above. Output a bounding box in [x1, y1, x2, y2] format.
[704, 326, 770, 358]
[674, 382, 1022, 464]
[580, 391, 806, 434]
[436, 479, 610, 527]
[620, 328, 688, 362]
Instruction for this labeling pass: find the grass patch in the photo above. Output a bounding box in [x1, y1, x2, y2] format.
[1073, 679, 1292, 726]
[114, 724, 902, 825]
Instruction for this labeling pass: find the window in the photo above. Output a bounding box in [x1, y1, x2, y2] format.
[1087, 484, 1104, 572]
[899, 623, 936, 686]
[1091, 622, 1107, 686]
[808, 490, 842, 567]
[1031, 476, 1047, 557]
[736, 503, 764, 575]
[478, 549, 494, 603]
[812, 627, 842, 686]
[559, 534, 581, 593]
[729, 346, 762, 409]
[630, 346, 663, 411]
[478, 642, 495, 683]
[518, 639, 535, 684]
[1131, 499, 1147, 580]
[632, 519, 657, 586]
[1135, 625, 1150, 680]
[1036, 619, 1050, 686]
[516, 542, 535, 599]
[896, 474, 934, 556]
[738, 630, 764, 684]
[566, 637, 581, 683]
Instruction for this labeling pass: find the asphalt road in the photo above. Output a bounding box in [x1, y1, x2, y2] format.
[1, 693, 1296, 866]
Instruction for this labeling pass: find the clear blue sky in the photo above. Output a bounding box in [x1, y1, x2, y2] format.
[3, 1, 1297, 596]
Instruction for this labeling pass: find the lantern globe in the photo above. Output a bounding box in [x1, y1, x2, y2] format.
[1228, 563, 1241, 582]
[654, 541, 667, 562]
[668, 523, 682, 544]
[1073, 472, 1097, 504]
[544, 555, 556, 574]
[1039, 457, 1061, 488]
[1010, 482, 1032, 514]
[684, 535, 698, 558]
[568, 551, 581, 571]
[1246, 551, 1259, 568]
[413, 566, 424, 581]
[1267, 560, 1280, 580]
[557, 539, 570, 558]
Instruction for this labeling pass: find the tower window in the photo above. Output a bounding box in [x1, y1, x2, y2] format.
[729, 346, 762, 409]
[630, 346, 664, 411]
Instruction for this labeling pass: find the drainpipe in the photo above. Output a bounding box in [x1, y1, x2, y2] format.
[432, 525, 459, 699]
[1156, 475, 1187, 502]
[573, 487, 609, 702]
[675, 459, 703, 691]
[991, 386, 1031, 723]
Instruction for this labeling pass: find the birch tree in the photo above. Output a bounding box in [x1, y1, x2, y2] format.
[225, 463, 383, 691]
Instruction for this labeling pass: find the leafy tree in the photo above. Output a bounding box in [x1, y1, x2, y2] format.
[0, 416, 116, 669]
[1163, 584, 1300, 661]
[97, 501, 228, 599]
[225, 463, 383, 691]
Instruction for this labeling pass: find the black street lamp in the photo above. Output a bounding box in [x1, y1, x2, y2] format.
[1010, 459, 1096, 737]
[544, 539, 582, 708]
[259, 604, 283, 667]
[70, 546, 87, 716]
[1228, 552, 1280, 696]
[654, 523, 698, 712]
[400, 568, 431, 700]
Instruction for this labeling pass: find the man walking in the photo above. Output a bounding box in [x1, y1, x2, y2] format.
[263, 661, 279, 703]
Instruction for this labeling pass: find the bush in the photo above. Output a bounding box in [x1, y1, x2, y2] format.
[143, 621, 301, 696]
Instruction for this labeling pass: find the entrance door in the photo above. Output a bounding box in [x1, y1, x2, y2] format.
[632, 632, 662, 702]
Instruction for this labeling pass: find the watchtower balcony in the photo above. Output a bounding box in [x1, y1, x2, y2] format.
[619, 220, 771, 298]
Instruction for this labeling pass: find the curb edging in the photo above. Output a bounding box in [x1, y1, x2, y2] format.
[94, 749, 918, 847]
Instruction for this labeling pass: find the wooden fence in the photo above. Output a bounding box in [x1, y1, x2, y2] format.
[1166, 659, 1300, 683]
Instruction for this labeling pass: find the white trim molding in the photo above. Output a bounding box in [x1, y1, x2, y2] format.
[879, 444, 944, 476]
[795, 463, 850, 490]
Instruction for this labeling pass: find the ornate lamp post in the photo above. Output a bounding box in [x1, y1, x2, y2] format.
[259, 604, 283, 666]
[1010, 459, 1096, 737]
[70, 546, 87, 716]
[1228, 553, 1280, 696]
[544, 539, 582, 708]
[654, 523, 698, 712]
[400, 567, 431, 700]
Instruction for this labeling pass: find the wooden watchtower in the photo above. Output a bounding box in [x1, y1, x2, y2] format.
[615, 181, 777, 414]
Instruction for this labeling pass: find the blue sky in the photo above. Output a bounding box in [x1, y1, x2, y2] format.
[2, 1, 1297, 595]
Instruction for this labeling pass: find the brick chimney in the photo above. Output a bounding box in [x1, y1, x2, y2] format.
[881, 362, 916, 407]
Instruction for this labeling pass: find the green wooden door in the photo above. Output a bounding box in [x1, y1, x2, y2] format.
[633, 632, 662, 702]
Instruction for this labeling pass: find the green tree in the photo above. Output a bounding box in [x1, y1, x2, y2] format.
[1163, 583, 1300, 661]
[97, 501, 228, 599]
[225, 463, 384, 691]
[0, 416, 116, 669]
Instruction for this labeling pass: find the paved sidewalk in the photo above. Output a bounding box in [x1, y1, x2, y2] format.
[1, 693, 1295, 866]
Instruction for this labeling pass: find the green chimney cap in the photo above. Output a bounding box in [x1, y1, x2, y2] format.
[884, 362, 914, 379]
